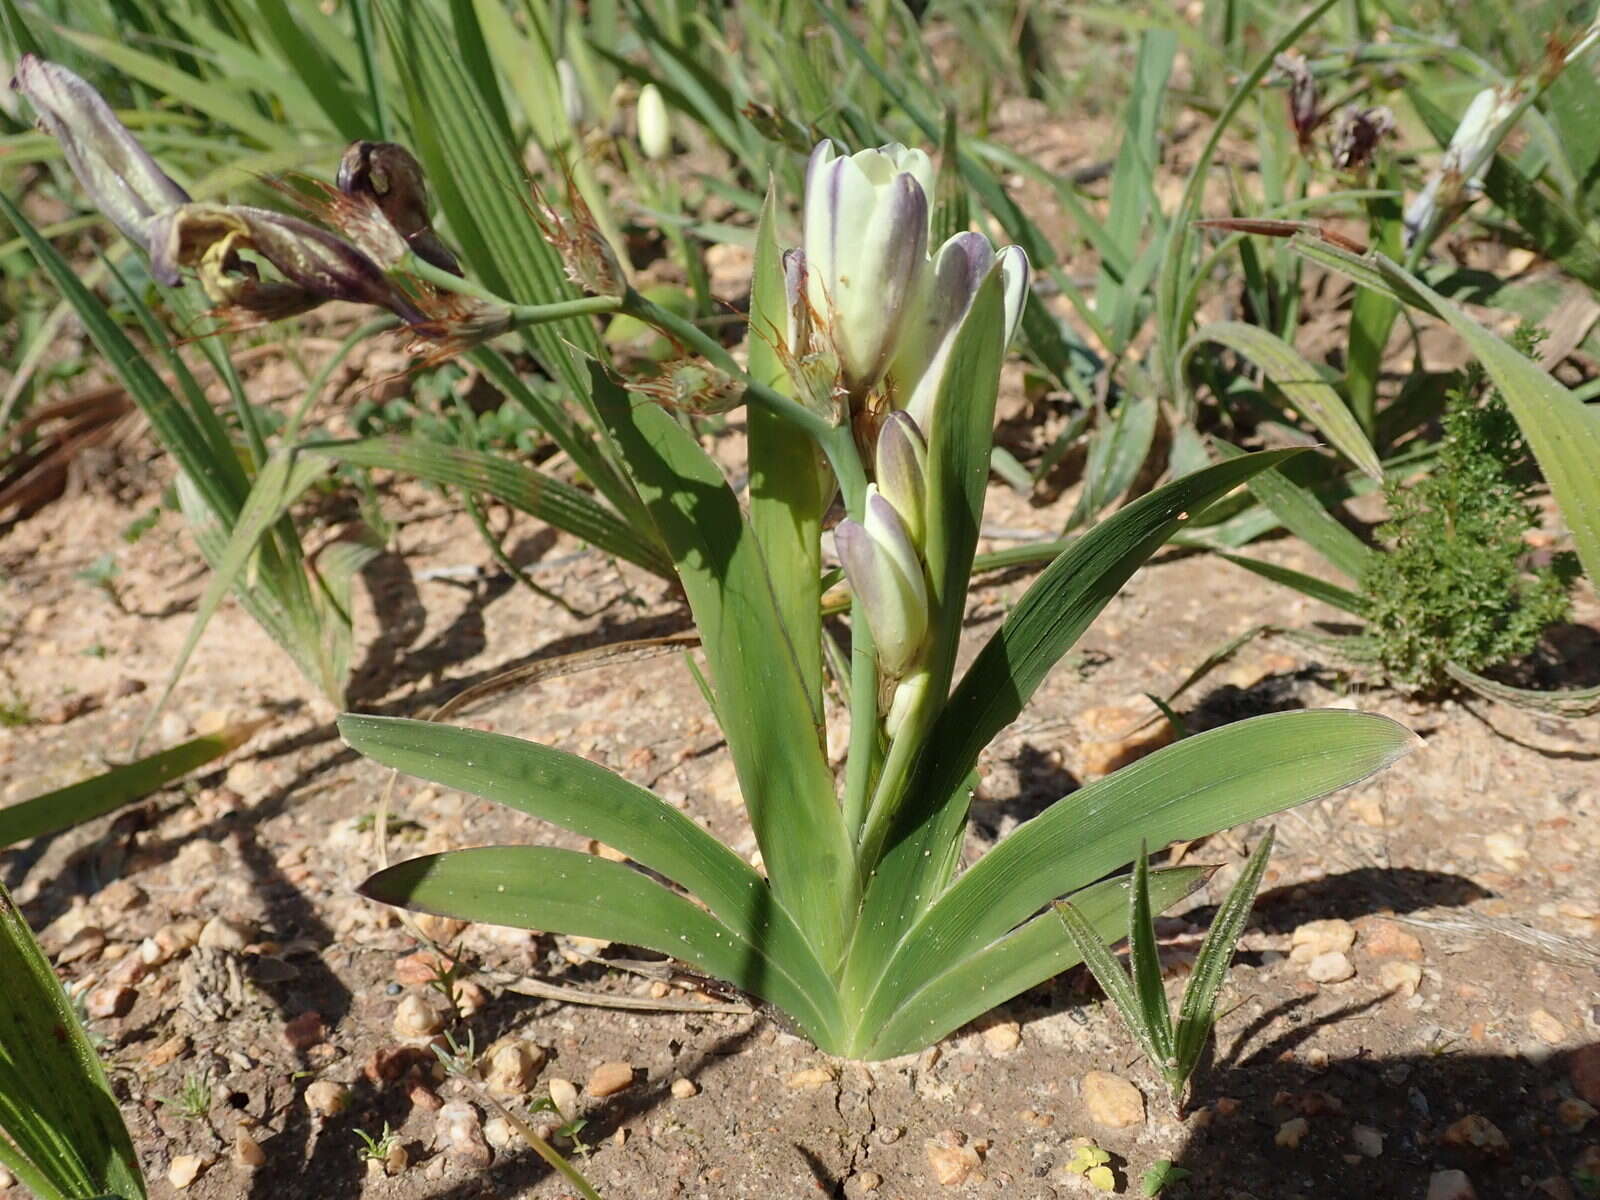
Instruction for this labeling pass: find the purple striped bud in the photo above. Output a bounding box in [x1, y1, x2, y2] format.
[803, 140, 932, 395]
[835, 485, 929, 678]
[11, 55, 189, 279]
[893, 233, 1030, 433]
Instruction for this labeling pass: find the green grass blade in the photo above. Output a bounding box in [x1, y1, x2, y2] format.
[375, 0, 601, 410]
[593, 367, 854, 967]
[1055, 895, 1167, 1071]
[1173, 826, 1275, 1081]
[1214, 551, 1367, 615]
[1185, 321, 1382, 480]
[865, 710, 1414, 1033]
[253, 0, 374, 141]
[1212, 440, 1374, 580]
[1128, 844, 1175, 1062]
[1442, 663, 1600, 717]
[359, 846, 836, 1044]
[151, 451, 333, 733]
[57, 29, 295, 148]
[1065, 390, 1158, 531]
[0, 719, 266, 849]
[302, 438, 671, 577]
[865, 867, 1208, 1060]
[0, 881, 146, 1200]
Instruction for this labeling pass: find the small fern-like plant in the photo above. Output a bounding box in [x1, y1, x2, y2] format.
[1362, 340, 1578, 690]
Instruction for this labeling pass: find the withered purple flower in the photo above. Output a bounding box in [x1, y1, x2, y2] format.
[337, 141, 460, 275]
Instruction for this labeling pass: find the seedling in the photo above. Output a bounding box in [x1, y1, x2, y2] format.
[1057, 830, 1276, 1114]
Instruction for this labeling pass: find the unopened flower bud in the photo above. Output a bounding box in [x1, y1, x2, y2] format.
[1404, 86, 1513, 243]
[803, 140, 932, 395]
[892, 233, 1029, 433]
[835, 485, 929, 678]
[11, 55, 189, 278]
[338, 140, 459, 275]
[638, 84, 672, 161]
[742, 102, 818, 155]
[149, 203, 425, 325]
[874, 411, 927, 547]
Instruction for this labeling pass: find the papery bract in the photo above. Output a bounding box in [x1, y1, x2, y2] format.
[11, 55, 189, 280]
[803, 140, 932, 394]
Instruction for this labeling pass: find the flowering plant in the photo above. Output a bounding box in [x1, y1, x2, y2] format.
[347, 138, 1413, 1058]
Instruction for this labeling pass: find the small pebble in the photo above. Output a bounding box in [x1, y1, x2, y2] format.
[482, 1116, 515, 1150]
[548, 1077, 579, 1121]
[85, 984, 135, 1019]
[1361, 921, 1422, 960]
[843, 1169, 883, 1197]
[97, 879, 146, 914]
[585, 1061, 635, 1098]
[1556, 1098, 1596, 1132]
[1530, 1009, 1566, 1044]
[670, 1077, 699, 1099]
[57, 927, 107, 964]
[392, 994, 446, 1041]
[384, 1143, 409, 1176]
[980, 1018, 1021, 1055]
[1350, 1124, 1383, 1157]
[925, 1131, 981, 1186]
[1441, 1114, 1509, 1158]
[1482, 831, 1528, 871]
[1275, 1117, 1309, 1148]
[1289, 918, 1355, 962]
[786, 1067, 835, 1089]
[304, 1080, 350, 1118]
[1571, 1042, 1600, 1105]
[414, 913, 469, 944]
[167, 1155, 206, 1189]
[483, 1040, 544, 1095]
[1377, 961, 1423, 997]
[0, 1165, 14, 1188]
[437, 1100, 492, 1168]
[1081, 1070, 1145, 1129]
[197, 916, 252, 953]
[1426, 1169, 1478, 1200]
[283, 1012, 325, 1053]
[233, 1129, 266, 1169]
[1306, 951, 1355, 983]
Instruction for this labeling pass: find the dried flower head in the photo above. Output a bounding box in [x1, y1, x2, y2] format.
[531, 172, 626, 299]
[1273, 52, 1322, 151]
[630, 359, 745, 415]
[337, 141, 460, 275]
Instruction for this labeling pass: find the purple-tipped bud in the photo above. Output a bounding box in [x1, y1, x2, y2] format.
[893, 233, 1030, 433]
[1274, 52, 1321, 151]
[803, 139, 932, 395]
[337, 140, 460, 275]
[1330, 106, 1396, 171]
[11, 55, 189, 278]
[875, 411, 928, 547]
[149, 203, 425, 325]
[835, 485, 929, 678]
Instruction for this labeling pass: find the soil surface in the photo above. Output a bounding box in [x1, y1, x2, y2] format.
[3, 413, 1598, 1200]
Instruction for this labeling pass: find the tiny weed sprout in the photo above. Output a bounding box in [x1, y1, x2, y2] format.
[345, 137, 1415, 1060]
[353, 1124, 399, 1164]
[1058, 831, 1277, 1114]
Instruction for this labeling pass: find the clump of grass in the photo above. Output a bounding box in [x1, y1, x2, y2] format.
[1362, 333, 1578, 690]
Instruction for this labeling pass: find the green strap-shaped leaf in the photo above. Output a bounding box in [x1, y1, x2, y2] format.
[338, 715, 828, 999]
[360, 847, 836, 1044]
[1127, 845, 1175, 1064]
[745, 184, 826, 714]
[301, 438, 672, 577]
[863, 867, 1208, 1060]
[1185, 321, 1382, 481]
[0, 882, 146, 1200]
[0, 719, 266, 849]
[1056, 896, 1169, 1072]
[861, 710, 1414, 1036]
[592, 366, 854, 968]
[844, 448, 1306, 1009]
[1288, 235, 1600, 588]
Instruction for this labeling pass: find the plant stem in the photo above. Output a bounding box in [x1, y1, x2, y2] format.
[404, 253, 623, 325]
